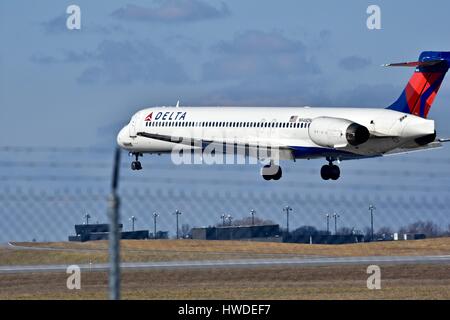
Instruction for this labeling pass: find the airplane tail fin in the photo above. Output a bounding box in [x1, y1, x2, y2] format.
[386, 51, 450, 118]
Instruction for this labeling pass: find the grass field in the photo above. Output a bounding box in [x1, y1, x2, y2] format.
[2, 238, 449, 266]
[1, 238, 449, 299]
[1, 264, 449, 300]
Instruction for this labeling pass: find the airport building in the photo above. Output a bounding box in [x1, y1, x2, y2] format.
[68, 223, 150, 242]
[151, 230, 169, 239]
[192, 224, 367, 244]
[285, 234, 364, 244]
[192, 224, 282, 242]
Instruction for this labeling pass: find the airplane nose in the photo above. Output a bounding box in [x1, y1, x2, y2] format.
[117, 125, 129, 148]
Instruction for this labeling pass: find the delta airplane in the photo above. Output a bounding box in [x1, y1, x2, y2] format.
[117, 51, 450, 181]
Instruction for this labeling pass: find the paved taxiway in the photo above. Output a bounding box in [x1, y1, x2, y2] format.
[1, 255, 449, 274]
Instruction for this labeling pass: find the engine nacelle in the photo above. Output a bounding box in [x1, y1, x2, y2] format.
[308, 117, 370, 148]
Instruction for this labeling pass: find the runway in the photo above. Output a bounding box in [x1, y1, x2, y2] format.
[1, 255, 450, 274]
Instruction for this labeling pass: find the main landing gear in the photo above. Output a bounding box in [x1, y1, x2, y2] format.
[320, 157, 340, 180]
[130, 152, 143, 171]
[261, 163, 282, 181]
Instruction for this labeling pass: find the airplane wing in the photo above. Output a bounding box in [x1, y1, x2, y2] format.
[137, 131, 291, 149]
[136, 131, 296, 160]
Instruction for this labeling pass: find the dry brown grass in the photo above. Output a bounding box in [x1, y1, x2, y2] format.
[0, 247, 257, 266]
[4, 237, 449, 267]
[0, 264, 449, 300]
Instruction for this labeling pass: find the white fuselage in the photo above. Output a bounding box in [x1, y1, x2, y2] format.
[117, 106, 435, 160]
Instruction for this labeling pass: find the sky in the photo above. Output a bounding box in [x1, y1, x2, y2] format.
[0, 0, 449, 241]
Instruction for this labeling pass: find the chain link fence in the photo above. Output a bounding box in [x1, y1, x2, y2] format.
[0, 146, 449, 243]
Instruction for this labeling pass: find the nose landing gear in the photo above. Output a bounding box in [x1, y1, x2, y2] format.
[321, 158, 340, 180]
[130, 152, 143, 171]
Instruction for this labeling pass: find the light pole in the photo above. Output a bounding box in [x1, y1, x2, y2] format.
[129, 216, 137, 231]
[250, 209, 256, 226]
[220, 214, 226, 227]
[174, 210, 182, 239]
[227, 214, 233, 226]
[283, 206, 292, 233]
[152, 212, 159, 239]
[369, 204, 376, 241]
[333, 213, 340, 235]
[84, 213, 91, 225]
[325, 214, 330, 234]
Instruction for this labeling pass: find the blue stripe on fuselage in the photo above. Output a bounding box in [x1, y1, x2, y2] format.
[288, 146, 372, 160]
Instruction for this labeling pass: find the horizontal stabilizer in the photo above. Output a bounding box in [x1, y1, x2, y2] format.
[382, 60, 443, 67]
[383, 140, 446, 156]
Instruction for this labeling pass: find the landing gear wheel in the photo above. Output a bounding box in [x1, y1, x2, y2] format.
[320, 164, 340, 180]
[273, 166, 282, 180]
[131, 161, 142, 171]
[262, 174, 271, 181]
[130, 153, 143, 171]
[330, 165, 340, 180]
[321, 165, 331, 180]
[261, 164, 282, 181]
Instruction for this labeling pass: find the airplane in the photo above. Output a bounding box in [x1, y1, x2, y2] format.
[117, 51, 450, 181]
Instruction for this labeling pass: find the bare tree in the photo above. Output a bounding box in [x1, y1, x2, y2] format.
[398, 220, 442, 238]
[377, 226, 394, 235]
[363, 227, 372, 237]
[292, 225, 318, 236]
[337, 227, 354, 235]
[219, 217, 275, 227]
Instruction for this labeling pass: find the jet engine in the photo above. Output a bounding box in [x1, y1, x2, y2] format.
[308, 117, 370, 148]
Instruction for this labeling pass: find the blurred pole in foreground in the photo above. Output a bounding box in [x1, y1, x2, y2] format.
[108, 147, 121, 300]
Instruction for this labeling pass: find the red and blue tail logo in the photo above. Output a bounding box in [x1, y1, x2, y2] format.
[386, 51, 450, 118]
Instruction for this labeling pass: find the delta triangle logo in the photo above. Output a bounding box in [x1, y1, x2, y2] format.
[144, 112, 153, 121]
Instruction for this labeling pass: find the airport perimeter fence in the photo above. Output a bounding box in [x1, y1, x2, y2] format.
[1, 146, 449, 299]
[0, 145, 449, 243]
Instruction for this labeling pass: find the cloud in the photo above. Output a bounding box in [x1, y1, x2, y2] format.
[319, 30, 332, 42]
[31, 40, 189, 85]
[202, 30, 320, 81]
[111, 0, 230, 23]
[164, 34, 202, 54]
[30, 50, 95, 65]
[41, 14, 67, 34]
[336, 84, 400, 107]
[338, 55, 371, 71]
[212, 30, 306, 54]
[41, 14, 132, 35]
[200, 77, 333, 107]
[75, 40, 189, 84]
[30, 54, 59, 65]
